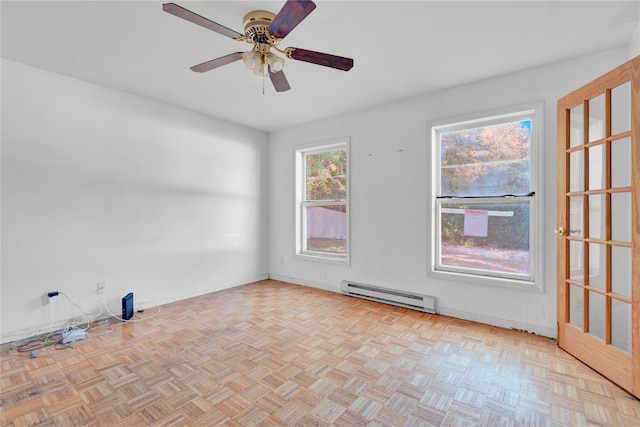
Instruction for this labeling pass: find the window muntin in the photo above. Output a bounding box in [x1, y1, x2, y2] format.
[296, 141, 349, 262]
[431, 105, 541, 285]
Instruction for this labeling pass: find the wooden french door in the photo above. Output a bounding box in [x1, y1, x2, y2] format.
[556, 56, 639, 398]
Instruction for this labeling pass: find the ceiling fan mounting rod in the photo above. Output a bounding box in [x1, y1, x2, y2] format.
[256, 43, 271, 63]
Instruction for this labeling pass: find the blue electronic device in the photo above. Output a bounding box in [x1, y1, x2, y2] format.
[122, 292, 134, 321]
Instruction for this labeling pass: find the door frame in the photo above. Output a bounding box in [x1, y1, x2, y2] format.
[556, 56, 640, 398]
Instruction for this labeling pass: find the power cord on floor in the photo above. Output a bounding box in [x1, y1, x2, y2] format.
[101, 297, 162, 323]
[2, 291, 162, 358]
[2, 328, 79, 359]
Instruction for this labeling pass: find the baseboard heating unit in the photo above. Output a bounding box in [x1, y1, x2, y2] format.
[341, 281, 437, 314]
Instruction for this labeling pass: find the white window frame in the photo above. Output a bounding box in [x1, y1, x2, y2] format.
[295, 138, 350, 265]
[429, 102, 544, 291]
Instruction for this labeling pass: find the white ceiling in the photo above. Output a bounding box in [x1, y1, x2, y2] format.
[2, 1, 639, 132]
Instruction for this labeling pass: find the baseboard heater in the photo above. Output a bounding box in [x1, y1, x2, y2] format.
[341, 281, 437, 314]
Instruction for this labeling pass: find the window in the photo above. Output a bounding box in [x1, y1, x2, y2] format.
[295, 139, 349, 263]
[430, 103, 543, 287]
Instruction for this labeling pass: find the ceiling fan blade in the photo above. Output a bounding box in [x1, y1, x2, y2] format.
[268, 0, 316, 39]
[288, 48, 353, 71]
[190, 52, 243, 73]
[163, 3, 243, 39]
[270, 70, 291, 92]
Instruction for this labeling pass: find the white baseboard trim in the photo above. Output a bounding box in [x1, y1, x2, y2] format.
[0, 274, 270, 345]
[437, 306, 556, 339]
[269, 275, 556, 339]
[268, 274, 341, 293]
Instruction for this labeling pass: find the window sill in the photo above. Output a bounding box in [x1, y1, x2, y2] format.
[429, 268, 543, 292]
[295, 252, 350, 266]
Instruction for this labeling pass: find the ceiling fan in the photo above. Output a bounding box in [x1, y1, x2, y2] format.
[162, 0, 354, 93]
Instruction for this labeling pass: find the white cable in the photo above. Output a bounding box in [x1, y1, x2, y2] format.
[85, 324, 113, 337]
[102, 298, 162, 322]
[46, 298, 56, 330]
[59, 292, 92, 316]
[58, 292, 108, 332]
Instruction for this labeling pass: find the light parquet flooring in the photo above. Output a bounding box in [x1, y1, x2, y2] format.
[1, 279, 639, 426]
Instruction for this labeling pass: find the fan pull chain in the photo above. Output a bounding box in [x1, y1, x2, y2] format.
[262, 76, 265, 95]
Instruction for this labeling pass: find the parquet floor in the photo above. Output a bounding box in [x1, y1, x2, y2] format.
[1, 280, 639, 426]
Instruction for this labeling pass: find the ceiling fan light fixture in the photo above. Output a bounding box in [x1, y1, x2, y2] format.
[253, 61, 269, 78]
[242, 50, 259, 69]
[268, 53, 285, 73]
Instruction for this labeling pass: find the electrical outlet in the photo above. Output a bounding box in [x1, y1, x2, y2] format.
[97, 281, 107, 295]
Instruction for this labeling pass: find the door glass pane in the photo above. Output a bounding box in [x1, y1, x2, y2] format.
[588, 144, 604, 190]
[611, 299, 632, 354]
[588, 94, 605, 142]
[611, 82, 631, 136]
[611, 137, 631, 188]
[611, 246, 632, 298]
[569, 240, 584, 283]
[588, 291, 605, 341]
[569, 196, 583, 237]
[611, 192, 631, 242]
[569, 104, 584, 148]
[588, 194, 604, 239]
[569, 285, 584, 329]
[588, 243, 605, 290]
[438, 201, 530, 276]
[569, 150, 584, 192]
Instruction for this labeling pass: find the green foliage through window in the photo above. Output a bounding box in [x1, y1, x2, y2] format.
[441, 120, 531, 197]
[306, 149, 347, 201]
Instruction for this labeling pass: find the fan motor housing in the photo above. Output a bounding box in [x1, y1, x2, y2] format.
[243, 11, 276, 43]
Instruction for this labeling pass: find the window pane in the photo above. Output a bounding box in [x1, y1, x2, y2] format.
[569, 196, 583, 237]
[611, 82, 631, 136]
[611, 299, 632, 354]
[569, 104, 584, 148]
[306, 150, 347, 200]
[439, 201, 530, 276]
[440, 120, 531, 197]
[304, 205, 346, 255]
[569, 240, 584, 283]
[611, 192, 632, 242]
[611, 137, 631, 188]
[611, 246, 632, 298]
[588, 94, 605, 143]
[569, 284, 584, 330]
[569, 150, 584, 192]
[588, 243, 605, 290]
[588, 291, 605, 341]
[588, 144, 604, 190]
[588, 194, 604, 239]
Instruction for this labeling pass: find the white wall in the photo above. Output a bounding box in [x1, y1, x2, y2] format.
[629, 23, 640, 58]
[1, 60, 269, 342]
[268, 47, 630, 338]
